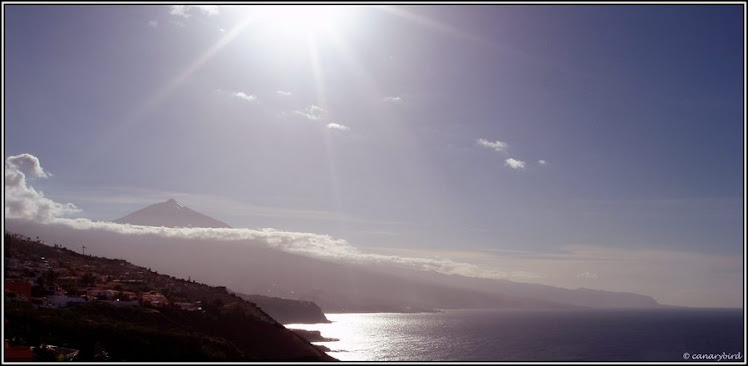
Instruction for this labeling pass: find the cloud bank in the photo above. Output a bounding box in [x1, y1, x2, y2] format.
[47, 216, 521, 281]
[10, 215, 523, 283]
[3, 154, 516, 282]
[5, 154, 80, 221]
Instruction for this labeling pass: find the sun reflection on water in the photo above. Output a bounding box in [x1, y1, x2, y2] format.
[285, 313, 402, 361]
[284, 309, 746, 362]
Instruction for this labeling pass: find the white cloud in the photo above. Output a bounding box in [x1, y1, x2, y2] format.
[169, 19, 188, 28]
[383, 96, 403, 103]
[2, 153, 522, 282]
[169, 5, 219, 18]
[476, 138, 533, 170]
[538, 160, 547, 166]
[5, 154, 79, 221]
[169, 5, 190, 18]
[293, 105, 325, 121]
[233, 91, 257, 102]
[476, 138, 508, 152]
[577, 271, 599, 279]
[504, 158, 526, 170]
[276, 90, 292, 96]
[6, 153, 50, 178]
[326, 123, 350, 131]
[12, 214, 523, 283]
[148, 20, 158, 28]
[194, 5, 219, 15]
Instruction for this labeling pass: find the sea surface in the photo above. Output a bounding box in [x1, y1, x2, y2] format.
[285, 308, 744, 361]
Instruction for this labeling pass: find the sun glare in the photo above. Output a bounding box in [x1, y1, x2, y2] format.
[256, 5, 353, 38]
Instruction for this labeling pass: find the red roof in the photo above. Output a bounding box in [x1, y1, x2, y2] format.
[5, 342, 34, 361]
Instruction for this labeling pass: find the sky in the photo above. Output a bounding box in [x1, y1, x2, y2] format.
[3, 4, 745, 307]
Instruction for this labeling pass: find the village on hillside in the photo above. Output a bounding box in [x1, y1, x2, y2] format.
[3, 233, 290, 362]
[5, 235, 203, 311]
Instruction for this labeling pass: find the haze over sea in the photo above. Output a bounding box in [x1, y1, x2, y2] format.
[287, 308, 744, 362]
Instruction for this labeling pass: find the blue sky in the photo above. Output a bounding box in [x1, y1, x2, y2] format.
[4, 4, 744, 306]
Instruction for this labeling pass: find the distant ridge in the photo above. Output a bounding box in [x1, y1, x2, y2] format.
[113, 199, 232, 228]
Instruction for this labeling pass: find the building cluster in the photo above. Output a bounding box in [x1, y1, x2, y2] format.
[4, 253, 203, 311]
[3, 236, 246, 361]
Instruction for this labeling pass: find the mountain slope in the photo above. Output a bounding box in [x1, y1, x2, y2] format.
[113, 199, 231, 228]
[233, 293, 331, 324]
[379, 266, 661, 309]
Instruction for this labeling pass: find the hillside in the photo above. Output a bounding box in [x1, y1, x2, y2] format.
[233, 292, 330, 324]
[3, 233, 335, 362]
[377, 264, 662, 309]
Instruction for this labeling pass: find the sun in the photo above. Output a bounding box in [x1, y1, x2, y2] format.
[254, 5, 353, 39]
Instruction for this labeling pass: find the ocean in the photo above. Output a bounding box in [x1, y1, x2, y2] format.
[285, 308, 744, 362]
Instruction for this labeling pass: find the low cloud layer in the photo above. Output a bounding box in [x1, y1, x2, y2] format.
[5, 154, 80, 221]
[31, 216, 520, 281]
[3, 154, 516, 282]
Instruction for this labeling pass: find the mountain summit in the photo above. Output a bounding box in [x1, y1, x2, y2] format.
[113, 199, 232, 228]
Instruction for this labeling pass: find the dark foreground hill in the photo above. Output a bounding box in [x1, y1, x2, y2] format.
[3, 233, 335, 362]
